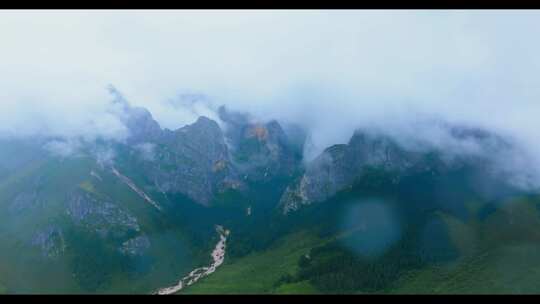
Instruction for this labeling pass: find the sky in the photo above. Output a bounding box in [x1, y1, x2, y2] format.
[1, 10, 540, 179]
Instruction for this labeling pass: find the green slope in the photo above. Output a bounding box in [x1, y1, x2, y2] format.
[181, 231, 323, 294]
[273, 280, 320, 294]
[0, 150, 210, 294]
[393, 244, 540, 294]
[393, 196, 540, 294]
[182, 188, 540, 294]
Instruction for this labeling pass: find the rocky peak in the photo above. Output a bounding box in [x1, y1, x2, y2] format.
[125, 108, 163, 145]
[107, 85, 163, 145]
[173, 116, 229, 165]
[217, 106, 302, 183]
[238, 121, 300, 182]
[278, 122, 521, 214]
[245, 123, 269, 141]
[264, 120, 289, 146]
[181, 116, 223, 138]
[107, 85, 130, 110]
[217, 106, 250, 147]
[218, 105, 250, 126]
[346, 131, 414, 171]
[278, 129, 442, 214]
[140, 115, 239, 206]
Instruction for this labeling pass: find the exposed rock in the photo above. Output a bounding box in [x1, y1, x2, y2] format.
[146, 116, 238, 205]
[279, 131, 419, 213]
[31, 226, 66, 259]
[119, 235, 151, 256]
[219, 106, 302, 183]
[105, 99, 304, 206]
[124, 107, 163, 145]
[107, 85, 162, 145]
[8, 175, 46, 215]
[111, 167, 161, 211]
[9, 191, 42, 215]
[66, 189, 140, 238]
[90, 170, 103, 181]
[107, 89, 244, 205]
[278, 128, 495, 214]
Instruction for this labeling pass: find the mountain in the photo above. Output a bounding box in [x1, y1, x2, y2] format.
[218, 106, 303, 183]
[0, 92, 305, 293]
[279, 126, 517, 214]
[181, 124, 540, 294]
[1, 95, 540, 294]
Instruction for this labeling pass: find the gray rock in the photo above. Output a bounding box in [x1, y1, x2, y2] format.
[8, 175, 46, 215]
[9, 191, 42, 215]
[119, 235, 151, 256]
[107, 98, 304, 206]
[66, 190, 140, 238]
[108, 85, 163, 145]
[279, 131, 418, 213]
[146, 116, 238, 205]
[31, 226, 65, 259]
[109, 91, 244, 205]
[219, 106, 302, 183]
[279, 125, 517, 214]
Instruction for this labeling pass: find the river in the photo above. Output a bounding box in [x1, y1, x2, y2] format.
[155, 225, 229, 295]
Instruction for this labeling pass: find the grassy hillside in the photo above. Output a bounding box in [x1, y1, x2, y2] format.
[0, 149, 210, 294]
[393, 196, 540, 294]
[182, 231, 323, 294]
[179, 177, 540, 295]
[3, 140, 540, 294]
[393, 244, 540, 294]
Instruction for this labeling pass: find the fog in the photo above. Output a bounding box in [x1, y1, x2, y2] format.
[1, 10, 540, 186]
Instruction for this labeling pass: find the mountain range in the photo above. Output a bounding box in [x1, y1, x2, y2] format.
[1, 91, 540, 294]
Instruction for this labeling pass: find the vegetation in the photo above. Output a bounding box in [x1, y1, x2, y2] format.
[182, 231, 322, 294]
[3, 139, 540, 294]
[178, 163, 540, 294]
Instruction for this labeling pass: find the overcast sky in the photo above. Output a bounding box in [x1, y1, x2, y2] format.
[1, 10, 540, 170]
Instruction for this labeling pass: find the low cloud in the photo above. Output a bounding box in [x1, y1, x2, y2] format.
[1, 10, 540, 189]
[94, 146, 116, 168]
[134, 143, 157, 162]
[43, 139, 84, 158]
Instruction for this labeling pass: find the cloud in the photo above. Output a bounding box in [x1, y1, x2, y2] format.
[1, 10, 540, 188]
[43, 139, 84, 158]
[94, 146, 116, 167]
[134, 142, 157, 162]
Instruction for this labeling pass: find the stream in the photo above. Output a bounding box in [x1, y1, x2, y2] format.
[155, 225, 229, 295]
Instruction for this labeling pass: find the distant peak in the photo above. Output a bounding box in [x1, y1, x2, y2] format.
[192, 116, 220, 129]
[107, 84, 130, 108]
[106, 85, 156, 124]
[266, 120, 281, 129]
[195, 116, 214, 124]
[217, 105, 250, 125]
[177, 116, 221, 134]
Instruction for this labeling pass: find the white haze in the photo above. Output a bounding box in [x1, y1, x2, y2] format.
[1, 10, 540, 187]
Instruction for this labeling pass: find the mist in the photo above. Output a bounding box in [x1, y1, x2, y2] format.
[1, 10, 540, 187]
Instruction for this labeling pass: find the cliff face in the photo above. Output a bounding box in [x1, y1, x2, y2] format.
[112, 96, 516, 212]
[278, 127, 514, 214]
[218, 106, 303, 184]
[112, 97, 239, 205]
[278, 132, 421, 214]
[146, 116, 239, 205]
[113, 102, 302, 206]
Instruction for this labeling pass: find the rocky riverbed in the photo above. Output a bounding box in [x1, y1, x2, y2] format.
[155, 225, 229, 295]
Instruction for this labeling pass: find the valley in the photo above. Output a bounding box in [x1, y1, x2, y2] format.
[1, 96, 539, 294]
[157, 225, 229, 295]
[3, 9, 540, 296]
